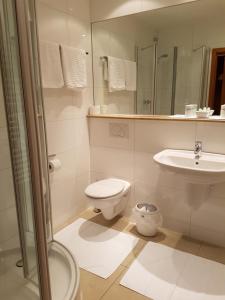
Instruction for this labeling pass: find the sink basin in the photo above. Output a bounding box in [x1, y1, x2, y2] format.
[153, 149, 225, 184]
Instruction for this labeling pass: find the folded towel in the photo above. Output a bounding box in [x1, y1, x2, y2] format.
[60, 45, 87, 90]
[40, 41, 64, 88]
[124, 60, 137, 91]
[107, 56, 126, 92]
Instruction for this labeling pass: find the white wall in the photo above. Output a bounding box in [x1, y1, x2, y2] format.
[0, 72, 19, 250]
[89, 118, 225, 247]
[37, 0, 93, 231]
[90, 0, 198, 22]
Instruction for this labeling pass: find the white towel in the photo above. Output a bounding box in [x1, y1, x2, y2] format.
[107, 56, 126, 92]
[40, 41, 64, 88]
[60, 45, 87, 90]
[124, 60, 137, 91]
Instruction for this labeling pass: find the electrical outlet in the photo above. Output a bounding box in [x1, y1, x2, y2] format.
[109, 123, 129, 138]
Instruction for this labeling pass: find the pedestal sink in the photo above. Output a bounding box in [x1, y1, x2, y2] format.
[153, 149, 225, 184]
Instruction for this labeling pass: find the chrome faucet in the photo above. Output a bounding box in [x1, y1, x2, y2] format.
[194, 141, 202, 159]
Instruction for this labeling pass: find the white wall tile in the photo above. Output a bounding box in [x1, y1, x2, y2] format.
[51, 173, 76, 230]
[0, 207, 18, 244]
[37, 2, 69, 44]
[37, 0, 93, 230]
[46, 119, 77, 154]
[163, 216, 190, 235]
[91, 0, 141, 22]
[43, 89, 93, 122]
[134, 152, 161, 185]
[0, 73, 18, 249]
[90, 0, 198, 22]
[39, 0, 69, 14]
[90, 118, 134, 150]
[0, 128, 11, 171]
[134, 120, 196, 153]
[67, 0, 90, 21]
[196, 122, 225, 154]
[190, 225, 225, 247]
[141, 0, 198, 12]
[89, 118, 225, 246]
[0, 235, 20, 251]
[91, 146, 134, 181]
[0, 169, 15, 211]
[191, 195, 225, 235]
[67, 15, 91, 51]
[72, 172, 90, 212]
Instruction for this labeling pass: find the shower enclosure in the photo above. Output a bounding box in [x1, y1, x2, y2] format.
[0, 1, 79, 299]
[136, 41, 210, 115]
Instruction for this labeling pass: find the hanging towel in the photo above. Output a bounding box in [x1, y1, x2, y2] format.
[60, 45, 87, 90]
[39, 41, 64, 89]
[124, 60, 137, 91]
[107, 56, 126, 92]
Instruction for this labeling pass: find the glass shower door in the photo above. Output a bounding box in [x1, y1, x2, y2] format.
[136, 44, 157, 114]
[0, 1, 80, 300]
[0, 3, 41, 300]
[0, 0, 51, 299]
[155, 47, 175, 115]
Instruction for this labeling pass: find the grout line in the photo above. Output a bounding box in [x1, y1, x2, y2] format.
[168, 248, 195, 300]
[99, 266, 127, 300]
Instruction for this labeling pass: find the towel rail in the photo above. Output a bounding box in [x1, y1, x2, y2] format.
[100, 56, 108, 61]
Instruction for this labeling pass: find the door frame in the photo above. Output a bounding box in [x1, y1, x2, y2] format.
[208, 47, 225, 108]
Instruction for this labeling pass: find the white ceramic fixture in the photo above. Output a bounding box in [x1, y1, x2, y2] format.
[154, 149, 225, 184]
[133, 203, 163, 237]
[85, 178, 130, 220]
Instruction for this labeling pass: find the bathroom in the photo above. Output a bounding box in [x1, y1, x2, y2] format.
[1, 0, 225, 299]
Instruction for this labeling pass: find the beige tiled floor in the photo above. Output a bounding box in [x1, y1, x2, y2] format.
[74, 208, 225, 300]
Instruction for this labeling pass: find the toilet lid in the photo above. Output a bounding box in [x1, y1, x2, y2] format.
[85, 178, 125, 199]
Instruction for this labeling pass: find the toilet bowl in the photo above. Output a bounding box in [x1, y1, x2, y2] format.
[85, 178, 131, 220]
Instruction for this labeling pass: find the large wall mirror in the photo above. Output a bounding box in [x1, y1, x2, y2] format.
[92, 0, 225, 117]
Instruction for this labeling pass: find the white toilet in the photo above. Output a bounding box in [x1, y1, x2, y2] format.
[85, 178, 131, 220]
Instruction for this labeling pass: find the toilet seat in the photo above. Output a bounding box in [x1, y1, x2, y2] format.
[85, 178, 126, 199]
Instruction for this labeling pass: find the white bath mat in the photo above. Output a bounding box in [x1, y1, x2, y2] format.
[54, 218, 138, 279]
[120, 242, 225, 300]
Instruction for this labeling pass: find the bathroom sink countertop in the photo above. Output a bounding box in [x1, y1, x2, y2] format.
[87, 114, 225, 123]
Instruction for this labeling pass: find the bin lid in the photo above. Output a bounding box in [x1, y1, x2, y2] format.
[135, 203, 159, 215]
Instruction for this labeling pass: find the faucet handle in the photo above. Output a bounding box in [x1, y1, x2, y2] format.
[194, 141, 202, 155]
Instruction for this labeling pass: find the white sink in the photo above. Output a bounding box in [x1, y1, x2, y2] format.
[153, 149, 225, 184]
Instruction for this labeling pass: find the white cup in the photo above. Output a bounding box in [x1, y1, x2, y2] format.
[185, 104, 197, 117]
[220, 105, 225, 118]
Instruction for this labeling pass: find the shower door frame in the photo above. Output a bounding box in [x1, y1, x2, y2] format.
[136, 41, 158, 115]
[8, 0, 52, 299]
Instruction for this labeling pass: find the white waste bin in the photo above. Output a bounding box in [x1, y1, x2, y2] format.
[133, 203, 163, 237]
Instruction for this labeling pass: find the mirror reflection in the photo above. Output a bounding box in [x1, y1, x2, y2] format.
[92, 0, 225, 117]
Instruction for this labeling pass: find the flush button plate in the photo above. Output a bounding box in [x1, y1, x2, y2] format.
[109, 123, 129, 138]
